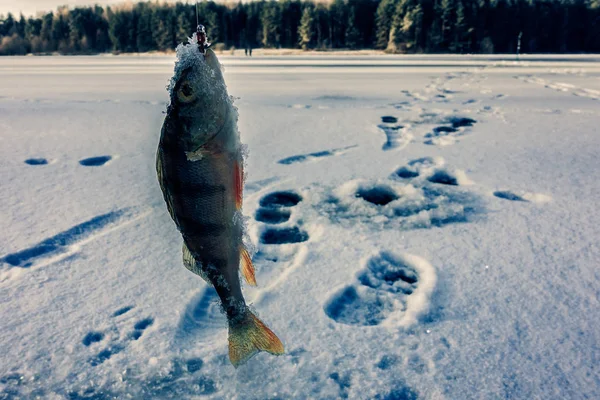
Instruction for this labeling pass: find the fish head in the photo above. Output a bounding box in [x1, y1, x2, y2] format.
[165, 42, 230, 150]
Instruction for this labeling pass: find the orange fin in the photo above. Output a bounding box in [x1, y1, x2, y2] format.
[228, 311, 284, 368]
[234, 160, 243, 209]
[240, 246, 257, 286]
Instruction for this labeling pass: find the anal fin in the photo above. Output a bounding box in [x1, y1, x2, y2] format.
[240, 246, 256, 286]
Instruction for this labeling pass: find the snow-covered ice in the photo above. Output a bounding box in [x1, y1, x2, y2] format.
[1, 55, 600, 399]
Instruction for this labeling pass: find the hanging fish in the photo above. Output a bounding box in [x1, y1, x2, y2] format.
[156, 29, 284, 367]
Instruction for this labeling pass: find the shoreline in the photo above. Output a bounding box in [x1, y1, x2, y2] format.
[6, 49, 600, 59]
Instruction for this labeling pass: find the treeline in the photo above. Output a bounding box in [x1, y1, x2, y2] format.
[1, 0, 600, 55]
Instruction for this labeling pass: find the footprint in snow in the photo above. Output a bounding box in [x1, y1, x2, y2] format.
[130, 318, 154, 340]
[260, 191, 302, 208]
[394, 157, 471, 187]
[79, 155, 112, 166]
[85, 306, 154, 366]
[324, 157, 480, 230]
[255, 207, 292, 224]
[277, 145, 357, 165]
[378, 116, 413, 151]
[112, 305, 134, 317]
[494, 190, 528, 202]
[255, 191, 309, 244]
[82, 331, 104, 346]
[424, 117, 477, 146]
[324, 251, 435, 327]
[356, 186, 399, 206]
[261, 227, 309, 245]
[427, 170, 460, 186]
[24, 158, 49, 165]
[493, 190, 552, 204]
[254, 191, 298, 226]
[250, 190, 312, 293]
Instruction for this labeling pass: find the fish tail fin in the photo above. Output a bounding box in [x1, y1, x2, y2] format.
[240, 246, 256, 286]
[228, 311, 284, 368]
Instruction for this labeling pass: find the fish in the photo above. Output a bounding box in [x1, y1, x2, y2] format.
[156, 36, 284, 367]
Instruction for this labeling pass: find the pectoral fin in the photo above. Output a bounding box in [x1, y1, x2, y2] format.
[185, 147, 212, 162]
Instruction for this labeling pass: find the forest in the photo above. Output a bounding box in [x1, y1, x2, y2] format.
[1, 0, 599, 55]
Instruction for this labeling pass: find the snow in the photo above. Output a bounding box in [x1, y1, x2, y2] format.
[1, 54, 600, 399]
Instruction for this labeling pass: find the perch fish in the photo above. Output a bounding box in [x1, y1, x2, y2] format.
[156, 35, 284, 367]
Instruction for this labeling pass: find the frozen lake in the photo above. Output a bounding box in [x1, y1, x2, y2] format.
[1, 55, 600, 399]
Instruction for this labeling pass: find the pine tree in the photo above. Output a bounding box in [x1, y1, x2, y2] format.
[261, 2, 280, 48]
[279, 0, 301, 48]
[68, 9, 83, 52]
[175, 9, 191, 45]
[345, 7, 361, 49]
[450, 0, 467, 52]
[52, 13, 70, 53]
[388, 0, 414, 52]
[40, 13, 54, 51]
[329, 0, 346, 48]
[314, 3, 330, 48]
[151, 7, 175, 51]
[0, 14, 17, 36]
[298, 6, 315, 50]
[439, 0, 454, 49]
[393, 2, 424, 52]
[17, 15, 26, 38]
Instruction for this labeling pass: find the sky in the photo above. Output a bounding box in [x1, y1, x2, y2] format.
[0, 1, 183, 17]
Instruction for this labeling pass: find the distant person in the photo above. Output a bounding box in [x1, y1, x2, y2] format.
[244, 48, 248, 56]
[249, 46, 252, 57]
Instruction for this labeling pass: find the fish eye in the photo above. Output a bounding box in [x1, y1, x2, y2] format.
[177, 81, 196, 103]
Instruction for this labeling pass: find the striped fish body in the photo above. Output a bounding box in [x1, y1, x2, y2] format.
[157, 109, 246, 318]
[157, 44, 284, 367]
